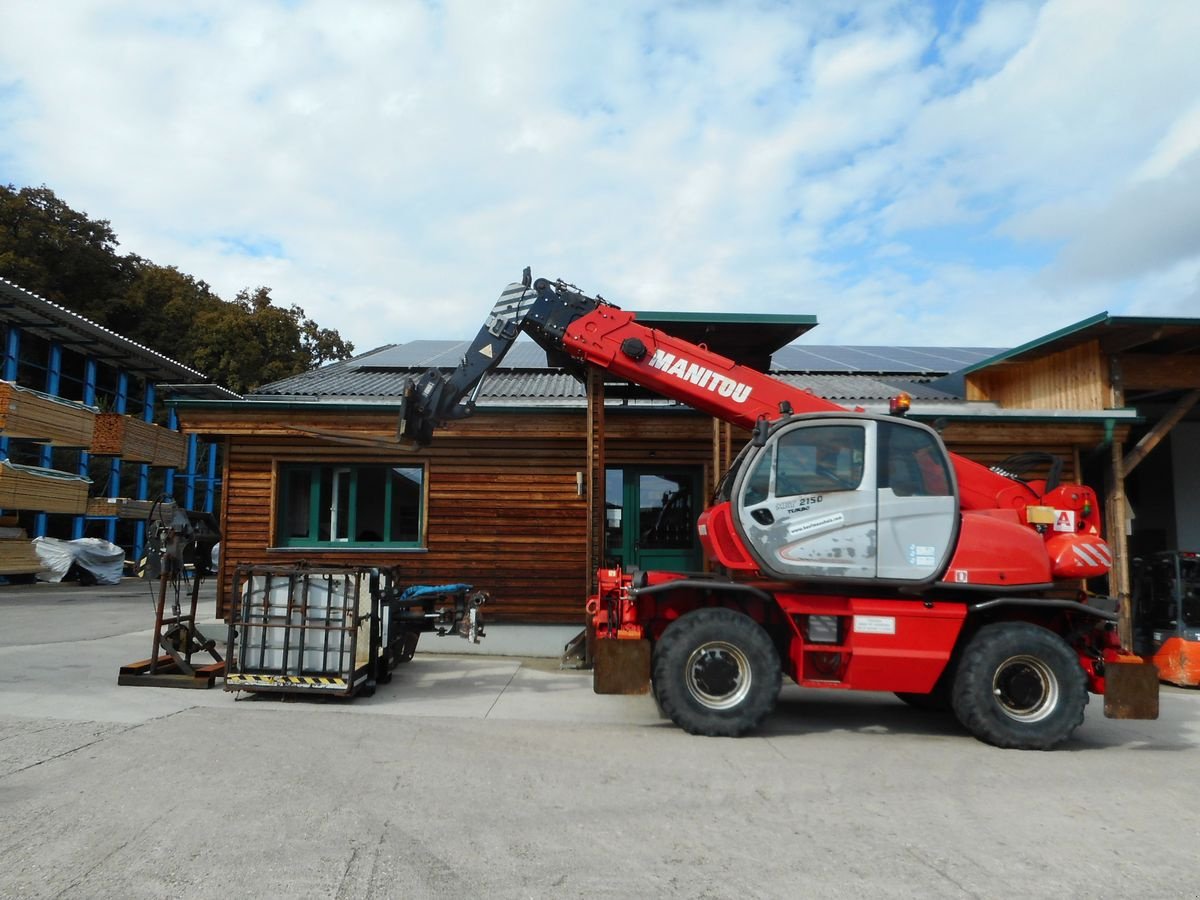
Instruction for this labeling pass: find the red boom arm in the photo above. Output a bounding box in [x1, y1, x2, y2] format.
[560, 304, 1055, 517]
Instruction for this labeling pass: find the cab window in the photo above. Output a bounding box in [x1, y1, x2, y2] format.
[774, 425, 865, 496]
[878, 421, 952, 497]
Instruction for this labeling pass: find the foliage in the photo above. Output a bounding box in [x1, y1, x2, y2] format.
[0, 183, 354, 392]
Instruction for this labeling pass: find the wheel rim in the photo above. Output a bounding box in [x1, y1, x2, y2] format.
[685, 641, 751, 710]
[992, 654, 1058, 722]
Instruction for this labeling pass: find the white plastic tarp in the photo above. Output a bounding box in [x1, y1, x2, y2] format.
[33, 537, 125, 584]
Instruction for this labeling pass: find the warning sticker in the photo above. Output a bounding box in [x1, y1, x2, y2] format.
[907, 544, 937, 567]
[1053, 510, 1076, 533]
[853, 615, 896, 635]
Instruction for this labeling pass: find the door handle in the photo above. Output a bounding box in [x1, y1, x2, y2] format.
[751, 509, 775, 525]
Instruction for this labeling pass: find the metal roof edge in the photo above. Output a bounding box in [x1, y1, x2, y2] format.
[168, 398, 408, 411]
[908, 407, 1140, 422]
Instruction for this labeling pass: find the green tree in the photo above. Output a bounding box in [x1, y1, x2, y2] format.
[0, 184, 355, 392]
[0, 184, 133, 324]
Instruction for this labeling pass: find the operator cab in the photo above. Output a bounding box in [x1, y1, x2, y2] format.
[728, 414, 958, 584]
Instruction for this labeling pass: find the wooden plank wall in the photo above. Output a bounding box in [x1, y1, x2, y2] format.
[966, 340, 1109, 410]
[212, 408, 719, 623]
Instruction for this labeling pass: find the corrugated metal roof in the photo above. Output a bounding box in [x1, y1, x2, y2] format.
[356, 340, 552, 370]
[252, 370, 955, 409]
[251, 335, 1002, 409]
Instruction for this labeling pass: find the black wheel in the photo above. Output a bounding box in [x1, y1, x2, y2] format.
[652, 607, 781, 737]
[951, 622, 1088, 750]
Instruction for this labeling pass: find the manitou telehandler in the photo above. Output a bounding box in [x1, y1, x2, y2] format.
[397, 270, 1159, 749]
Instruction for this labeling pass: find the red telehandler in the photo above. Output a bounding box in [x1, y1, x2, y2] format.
[398, 270, 1159, 749]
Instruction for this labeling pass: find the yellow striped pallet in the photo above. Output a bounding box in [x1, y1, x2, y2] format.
[226, 673, 350, 691]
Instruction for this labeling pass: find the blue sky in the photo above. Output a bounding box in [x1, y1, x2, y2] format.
[1, 0, 1198, 353]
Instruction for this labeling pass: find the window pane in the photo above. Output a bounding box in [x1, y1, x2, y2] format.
[879, 422, 952, 497]
[355, 467, 387, 541]
[744, 450, 772, 506]
[775, 425, 865, 496]
[638, 474, 693, 550]
[285, 469, 313, 539]
[279, 464, 424, 546]
[604, 468, 624, 558]
[331, 469, 352, 541]
[388, 467, 423, 543]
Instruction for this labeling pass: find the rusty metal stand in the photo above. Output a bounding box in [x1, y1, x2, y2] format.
[118, 571, 224, 689]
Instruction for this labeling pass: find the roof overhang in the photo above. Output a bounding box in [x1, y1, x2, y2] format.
[962, 312, 1200, 375]
[0, 277, 208, 383]
[634, 310, 817, 372]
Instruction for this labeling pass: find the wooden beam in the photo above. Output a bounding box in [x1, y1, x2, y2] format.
[1106, 440, 1133, 651]
[1122, 388, 1200, 476]
[586, 368, 605, 598]
[1119, 354, 1200, 390]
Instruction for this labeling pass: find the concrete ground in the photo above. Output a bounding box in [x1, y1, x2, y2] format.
[0, 577, 1197, 899]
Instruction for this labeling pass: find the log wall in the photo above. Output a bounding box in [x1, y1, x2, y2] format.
[207, 408, 722, 622]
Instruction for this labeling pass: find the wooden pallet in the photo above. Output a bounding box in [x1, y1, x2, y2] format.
[0, 381, 96, 447]
[0, 460, 92, 514]
[0, 536, 44, 575]
[90, 414, 188, 467]
[118, 655, 224, 689]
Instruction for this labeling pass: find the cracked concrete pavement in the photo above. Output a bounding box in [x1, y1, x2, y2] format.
[1, 578, 1198, 899]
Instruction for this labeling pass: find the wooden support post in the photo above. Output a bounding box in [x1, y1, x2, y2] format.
[585, 368, 606, 597]
[584, 369, 606, 667]
[1107, 439, 1133, 650]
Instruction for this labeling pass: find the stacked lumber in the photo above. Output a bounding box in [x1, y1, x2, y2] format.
[0, 460, 91, 514]
[0, 528, 43, 575]
[86, 497, 177, 523]
[90, 414, 188, 467]
[0, 381, 96, 446]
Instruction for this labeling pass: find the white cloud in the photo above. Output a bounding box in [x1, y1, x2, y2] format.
[0, 0, 1198, 360]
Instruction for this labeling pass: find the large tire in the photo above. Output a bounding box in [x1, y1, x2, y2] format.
[951, 622, 1088, 750]
[652, 607, 781, 737]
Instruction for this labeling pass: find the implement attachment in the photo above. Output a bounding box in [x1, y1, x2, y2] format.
[1103, 659, 1160, 720]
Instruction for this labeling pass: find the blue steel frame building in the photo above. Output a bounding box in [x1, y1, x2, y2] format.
[0, 277, 229, 567]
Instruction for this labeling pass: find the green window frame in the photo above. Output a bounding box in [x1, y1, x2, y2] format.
[277, 463, 425, 548]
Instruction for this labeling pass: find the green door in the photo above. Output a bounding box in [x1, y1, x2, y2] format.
[604, 467, 703, 573]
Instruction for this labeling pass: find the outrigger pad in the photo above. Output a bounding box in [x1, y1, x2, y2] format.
[594, 639, 651, 695]
[1104, 661, 1160, 720]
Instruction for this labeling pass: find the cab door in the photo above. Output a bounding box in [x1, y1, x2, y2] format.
[874, 419, 957, 581]
[735, 420, 878, 579]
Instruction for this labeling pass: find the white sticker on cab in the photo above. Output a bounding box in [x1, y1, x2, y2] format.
[853, 615, 896, 635]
